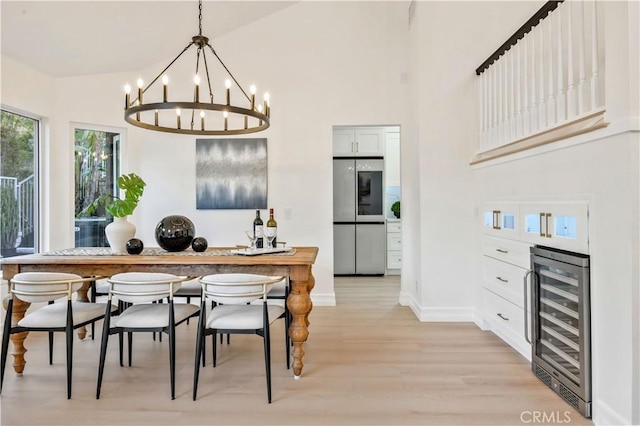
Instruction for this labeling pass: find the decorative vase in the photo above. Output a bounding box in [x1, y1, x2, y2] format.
[155, 215, 195, 252]
[105, 216, 136, 254]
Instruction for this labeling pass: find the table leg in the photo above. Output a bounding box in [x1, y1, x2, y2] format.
[287, 267, 315, 378]
[75, 282, 91, 340]
[2, 296, 30, 375]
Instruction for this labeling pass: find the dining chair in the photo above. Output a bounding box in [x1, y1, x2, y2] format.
[96, 272, 200, 400]
[1, 272, 117, 399]
[192, 274, 286, 403]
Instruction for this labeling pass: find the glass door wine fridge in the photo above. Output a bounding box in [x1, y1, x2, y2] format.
[530, 245, 591, 417]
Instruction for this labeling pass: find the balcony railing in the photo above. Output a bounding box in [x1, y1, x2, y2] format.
[472, 0, 606, 164]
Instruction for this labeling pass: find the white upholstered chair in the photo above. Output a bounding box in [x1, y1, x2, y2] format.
[192, 274, 286, 403]
[1, 272, 117, 399]
[96, 272, 200, 400]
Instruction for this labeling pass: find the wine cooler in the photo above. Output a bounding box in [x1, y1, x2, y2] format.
[529, 246, 591, 417]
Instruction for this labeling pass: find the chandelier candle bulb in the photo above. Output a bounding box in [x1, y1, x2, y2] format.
[244, 116, 248, 129]
[137, 79, 144, 104]
[176, 109, 181, 129]
[223, 111, 228, 131]
[124, 84, 131, 109]
[155, 110, 159, 126]
[162, 75, 169, 102]
[225, 79, 231, 105]
[200, 111, 205, 130]
[250, 85, 256, 110]
[194, 75, 201, 103]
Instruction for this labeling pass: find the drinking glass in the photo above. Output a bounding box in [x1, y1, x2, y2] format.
[244, 230, 257, 250]
[266, 234, 276, 250]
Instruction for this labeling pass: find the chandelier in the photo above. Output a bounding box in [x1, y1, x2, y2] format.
[123, 0, 270, 136]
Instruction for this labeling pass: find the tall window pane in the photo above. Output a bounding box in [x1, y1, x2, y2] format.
[74, 129, 120, 247]
[0, 110, 38, 259]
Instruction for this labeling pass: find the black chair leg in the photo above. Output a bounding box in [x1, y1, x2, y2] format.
[128, 332, 133, 366]
[193, 304, 206, 400]
[65, 301, 74, 399]
[264, 322, 272, 404]
[48, 332, 54, 365]
[96, 308, 112, 399]
[118, 331, 124, 367]
[1, 300, 14, 394]
[169, 301, 176, 400]
[212, 331, 217, 367]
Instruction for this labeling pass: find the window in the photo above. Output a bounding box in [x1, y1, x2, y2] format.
[0, 110, 39, 258]
[74, 128, 120, 247]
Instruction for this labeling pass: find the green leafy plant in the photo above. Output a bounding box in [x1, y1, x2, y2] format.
[1, 186, 19, 249]
[391, 201, 400, 219]
[78, 173, 146, 218]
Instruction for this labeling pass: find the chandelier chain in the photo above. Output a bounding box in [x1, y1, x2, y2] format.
[198, 0, 203, 36]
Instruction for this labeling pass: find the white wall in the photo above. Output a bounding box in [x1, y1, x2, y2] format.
[1, 1, 410, 307]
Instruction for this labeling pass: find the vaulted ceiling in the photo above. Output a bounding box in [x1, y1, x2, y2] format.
[1, 1, 296, 78]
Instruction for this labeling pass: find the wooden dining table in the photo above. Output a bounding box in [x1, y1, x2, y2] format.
[1, 246, 318, 378]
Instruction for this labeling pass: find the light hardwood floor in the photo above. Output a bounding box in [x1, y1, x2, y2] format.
[1, 276, 593, 425]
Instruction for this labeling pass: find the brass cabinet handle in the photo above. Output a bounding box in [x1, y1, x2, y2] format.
[539, 213, 545, 237]
[496, 276, 509, 283]
[545, 213, 552, 237]
[497, 313, 509, 321]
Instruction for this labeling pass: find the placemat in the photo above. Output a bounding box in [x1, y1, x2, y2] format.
[44, 247, 296, 257]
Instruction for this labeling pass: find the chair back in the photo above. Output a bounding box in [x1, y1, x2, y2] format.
[108, 272, 189, 304]
[9, 272, 87, 303]
[199, 274, 285, 305]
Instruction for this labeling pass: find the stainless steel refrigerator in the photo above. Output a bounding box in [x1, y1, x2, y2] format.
[333, 158, 386, 275]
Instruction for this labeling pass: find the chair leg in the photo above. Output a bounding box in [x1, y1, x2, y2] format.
[65, 300, 74, 399]
[1, 299, 14, 394]
[193, 304, 206, 400]
[90, 281, 96, 340]
[169, 301, 176, 400]
[264, 321, 272, 403]
[48, 332, 54, 365]
[118, 331, 124, 367]
[127, 332, 133, 367]
[212, 330, 217, 368]
[96, 308, 112, 399]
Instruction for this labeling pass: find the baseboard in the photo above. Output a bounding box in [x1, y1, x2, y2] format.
[310, 292, 336, 307]
[593, 399, 631, 426]
[472, 308, 490, 331]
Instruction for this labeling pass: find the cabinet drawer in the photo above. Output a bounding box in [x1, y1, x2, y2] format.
[387, 233, 401, 250]
[484, 288, 530, 358]
[387, 251, 401, 269]
[387, 222, 401, 233]
[482, 236, 531, 269]
[482, 256, 527, 308]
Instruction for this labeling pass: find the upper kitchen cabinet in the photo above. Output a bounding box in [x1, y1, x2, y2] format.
[482, 202, 519, 240]
[519, 202, 589, 254]
[333, 127, 385, 157]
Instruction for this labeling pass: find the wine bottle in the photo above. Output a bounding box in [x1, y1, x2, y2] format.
[253, 209, 264, 248]
[266, 208, 277, 248]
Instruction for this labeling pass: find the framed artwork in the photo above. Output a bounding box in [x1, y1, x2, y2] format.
[196, 138, 267, 209]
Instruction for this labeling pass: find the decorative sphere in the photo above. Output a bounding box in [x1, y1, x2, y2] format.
[155, 215, 196, 252]
[126, 238, 144, 255]
[191, 237, 208, 252]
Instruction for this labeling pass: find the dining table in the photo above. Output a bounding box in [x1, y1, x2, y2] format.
[1, 246, 318, 378]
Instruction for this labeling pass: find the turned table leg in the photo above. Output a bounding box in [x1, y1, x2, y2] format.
[3, 296, 30, 375]
[75, 282, 91, 340]
[288, 267, 315, 378]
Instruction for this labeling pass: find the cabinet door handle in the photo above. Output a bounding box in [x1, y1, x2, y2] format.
[545, 213, 552, 238]
[497, 313, 509, 321]
[351, 142, 354, 153]
[495, 248, 508, 254]
[539, 213, 545, 237]
[355, 142, 359, 152]
[523, 270, 533, 344]
[496, 276, 508, 283]
[493, 210, 501, 230]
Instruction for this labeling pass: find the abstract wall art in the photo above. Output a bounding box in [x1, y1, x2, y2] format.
[195, 138, 267, 209]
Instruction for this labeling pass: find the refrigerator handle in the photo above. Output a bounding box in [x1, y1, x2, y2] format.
[523, 269, 533, 344]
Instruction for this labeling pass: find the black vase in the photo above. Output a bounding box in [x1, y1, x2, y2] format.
[191, 237, 208, 252]
[155, 215, 195, 252]
[126, 238, 144, 255]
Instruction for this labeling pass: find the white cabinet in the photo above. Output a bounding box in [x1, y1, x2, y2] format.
[333, 127, 385, 157]
[482, 202, 519, 240]
[519, 202, 589, 253]
[481, 237, 532, 360]
[386, 221, 401, 273]
[480, 199, 590, 361]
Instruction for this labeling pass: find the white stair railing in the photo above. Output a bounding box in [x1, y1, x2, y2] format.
[475, 0, 604, 162]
